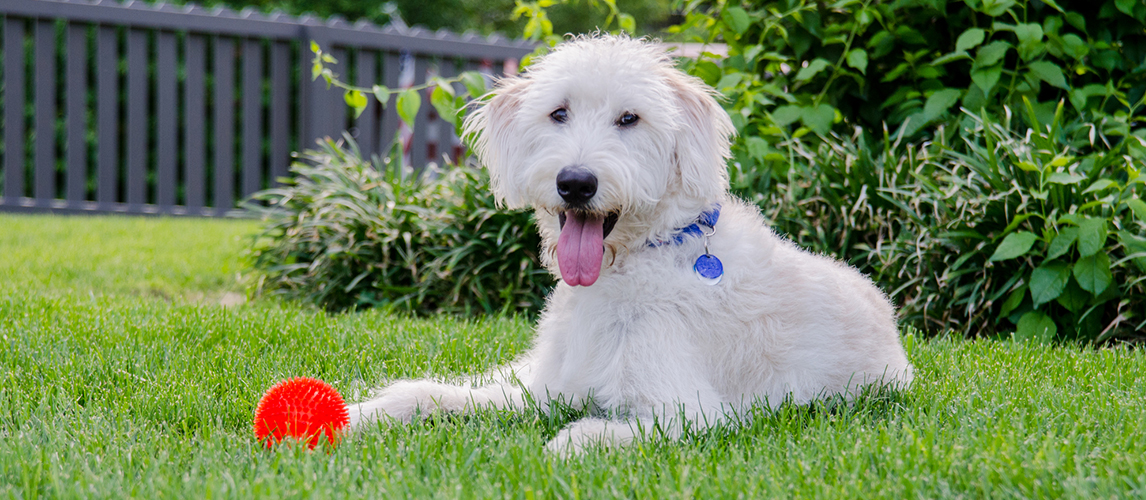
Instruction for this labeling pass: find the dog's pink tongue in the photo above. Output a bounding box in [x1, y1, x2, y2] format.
[556, 211, 605, 286]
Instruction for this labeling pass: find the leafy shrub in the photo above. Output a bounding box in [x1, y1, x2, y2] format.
[246, 138, 549, 315]
[672, 0, 1146, 185]
[758, 103, 1146, 342]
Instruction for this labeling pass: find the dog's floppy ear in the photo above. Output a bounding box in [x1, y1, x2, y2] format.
[463, 76, 530, 209]
[667, 72, 734, 202]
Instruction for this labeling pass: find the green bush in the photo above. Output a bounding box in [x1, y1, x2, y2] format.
[245, 138, 549, 315]
[757, 103, 1146, 342]
[672, 0, 1146, 185]
[670, 0, 1146, 342]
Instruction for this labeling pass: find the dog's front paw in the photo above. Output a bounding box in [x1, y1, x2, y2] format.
[348, 380, 454, 427]
[545, 419, 633, 456]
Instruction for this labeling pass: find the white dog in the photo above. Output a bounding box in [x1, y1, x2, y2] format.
[348, 35, 913, 453]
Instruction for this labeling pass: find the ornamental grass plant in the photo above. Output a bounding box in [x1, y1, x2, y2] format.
[245, 137, 548, 315]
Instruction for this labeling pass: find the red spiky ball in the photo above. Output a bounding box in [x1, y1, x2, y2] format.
[253, 377, 349, 449]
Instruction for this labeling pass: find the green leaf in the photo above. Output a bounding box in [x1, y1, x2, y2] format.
[310, 40, 321, 54]
[693, 61, 722, 86]
[618, 13, 636, 33]
[1046, 172, 1086, 185]
[846, 49, 868, 74]
[396, 89, 421, 129]
[989, 231, 1038, 261]
[1076, 218, 1107, 257]
[998, 284, 1027, 319]
[795, 59, 832, 81]
[801, 104, 837, 135]
[715, 72, 743, 90]
[923, 88, 962, 118]
[1082, 179, 1116, 194]
[372, 85, 391, 107]
[344, 90, 368, 119]
[956, 28, 986, 52]
[972, 64, 1004, 95]
[771, 105, 803, 126]
[1014, 23, 1044, 45]
[1073, 253, 1113, 295]
[1118, 230, 1146, 272]
[1016, 161, 1040, 172]
[1125, 198, 1146, 221]
[980, 0, 1017, 17]
[1046, 227, 1078, 261]
[1027, 61, 1068, 89]
[932, 50, 972, 65]
[1064, 12, 1086, 31]
[1115, 0, 1136, 15]
[1029, 260, 1071, 307]
[975, 41, 1011, 67]
[745, 137, 771, 160]
[1015, 310, 1056, 342]
[460, 72, 486, 98]
[1061, 34, 1089, 59]
[1001, 213, 1035, 235]
[1056, 279, 1089, 312]
[721, 7, 751, 36]
[431, 86, 458, 126]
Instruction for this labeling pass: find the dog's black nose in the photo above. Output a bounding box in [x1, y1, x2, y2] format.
[556, 167, 598, 206]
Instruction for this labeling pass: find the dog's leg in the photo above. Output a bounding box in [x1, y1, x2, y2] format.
[545, 400, 731, 455]
[348, 365, 530, 426]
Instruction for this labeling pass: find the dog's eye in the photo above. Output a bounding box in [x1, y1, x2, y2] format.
[550, 108, 569, 124]
[617, 112, 640, 127]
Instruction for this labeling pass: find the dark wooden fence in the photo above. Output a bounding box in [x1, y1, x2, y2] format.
[0, 0, 533, 216]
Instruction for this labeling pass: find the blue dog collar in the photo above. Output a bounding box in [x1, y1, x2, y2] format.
[648, 205, 721, 247]
[649, 204, 724, 285]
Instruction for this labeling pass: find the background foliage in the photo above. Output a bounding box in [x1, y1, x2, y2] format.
[246, 139, 548, 315]
[251, 0, 1146, 343]
[664, 0, 1146, 343]
[671, 0, 1146, 183]
[756, 103, 1146, 341]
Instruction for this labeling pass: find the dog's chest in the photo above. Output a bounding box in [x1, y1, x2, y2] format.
[537, 257, 726, 404]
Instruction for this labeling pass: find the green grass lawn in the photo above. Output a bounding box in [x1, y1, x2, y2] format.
[1, 213, 1145, 498]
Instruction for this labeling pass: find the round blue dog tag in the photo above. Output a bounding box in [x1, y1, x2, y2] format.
[694, 254, 723, 285]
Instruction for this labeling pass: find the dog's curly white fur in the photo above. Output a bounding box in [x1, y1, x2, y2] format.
[348, 35, 913, 453]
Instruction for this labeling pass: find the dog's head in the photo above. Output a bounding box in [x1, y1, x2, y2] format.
[463, 35, 734, 286]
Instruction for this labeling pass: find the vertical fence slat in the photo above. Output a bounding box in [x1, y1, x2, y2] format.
[301, 27, 330, 149]
[184, 34, 206, 213]
[269, 41, 289, 185]
[156, 31, 177, 210]
[329, 47, 348, 141]
[298, 37, 312, 153]
[3, 19, 26, 201]
[213, 36, 235, 214]
[126, 28, 147, 208]
[34, 20, 56, 204]
[65, 23, 88, 205]
[96, 25, 118, 207]
[380, 51, 401, 158]
[410, 55, 429, 172]
[438, 58, 460, 165]
[354, 50, 377, 159]
[241, 39, 263, 198]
